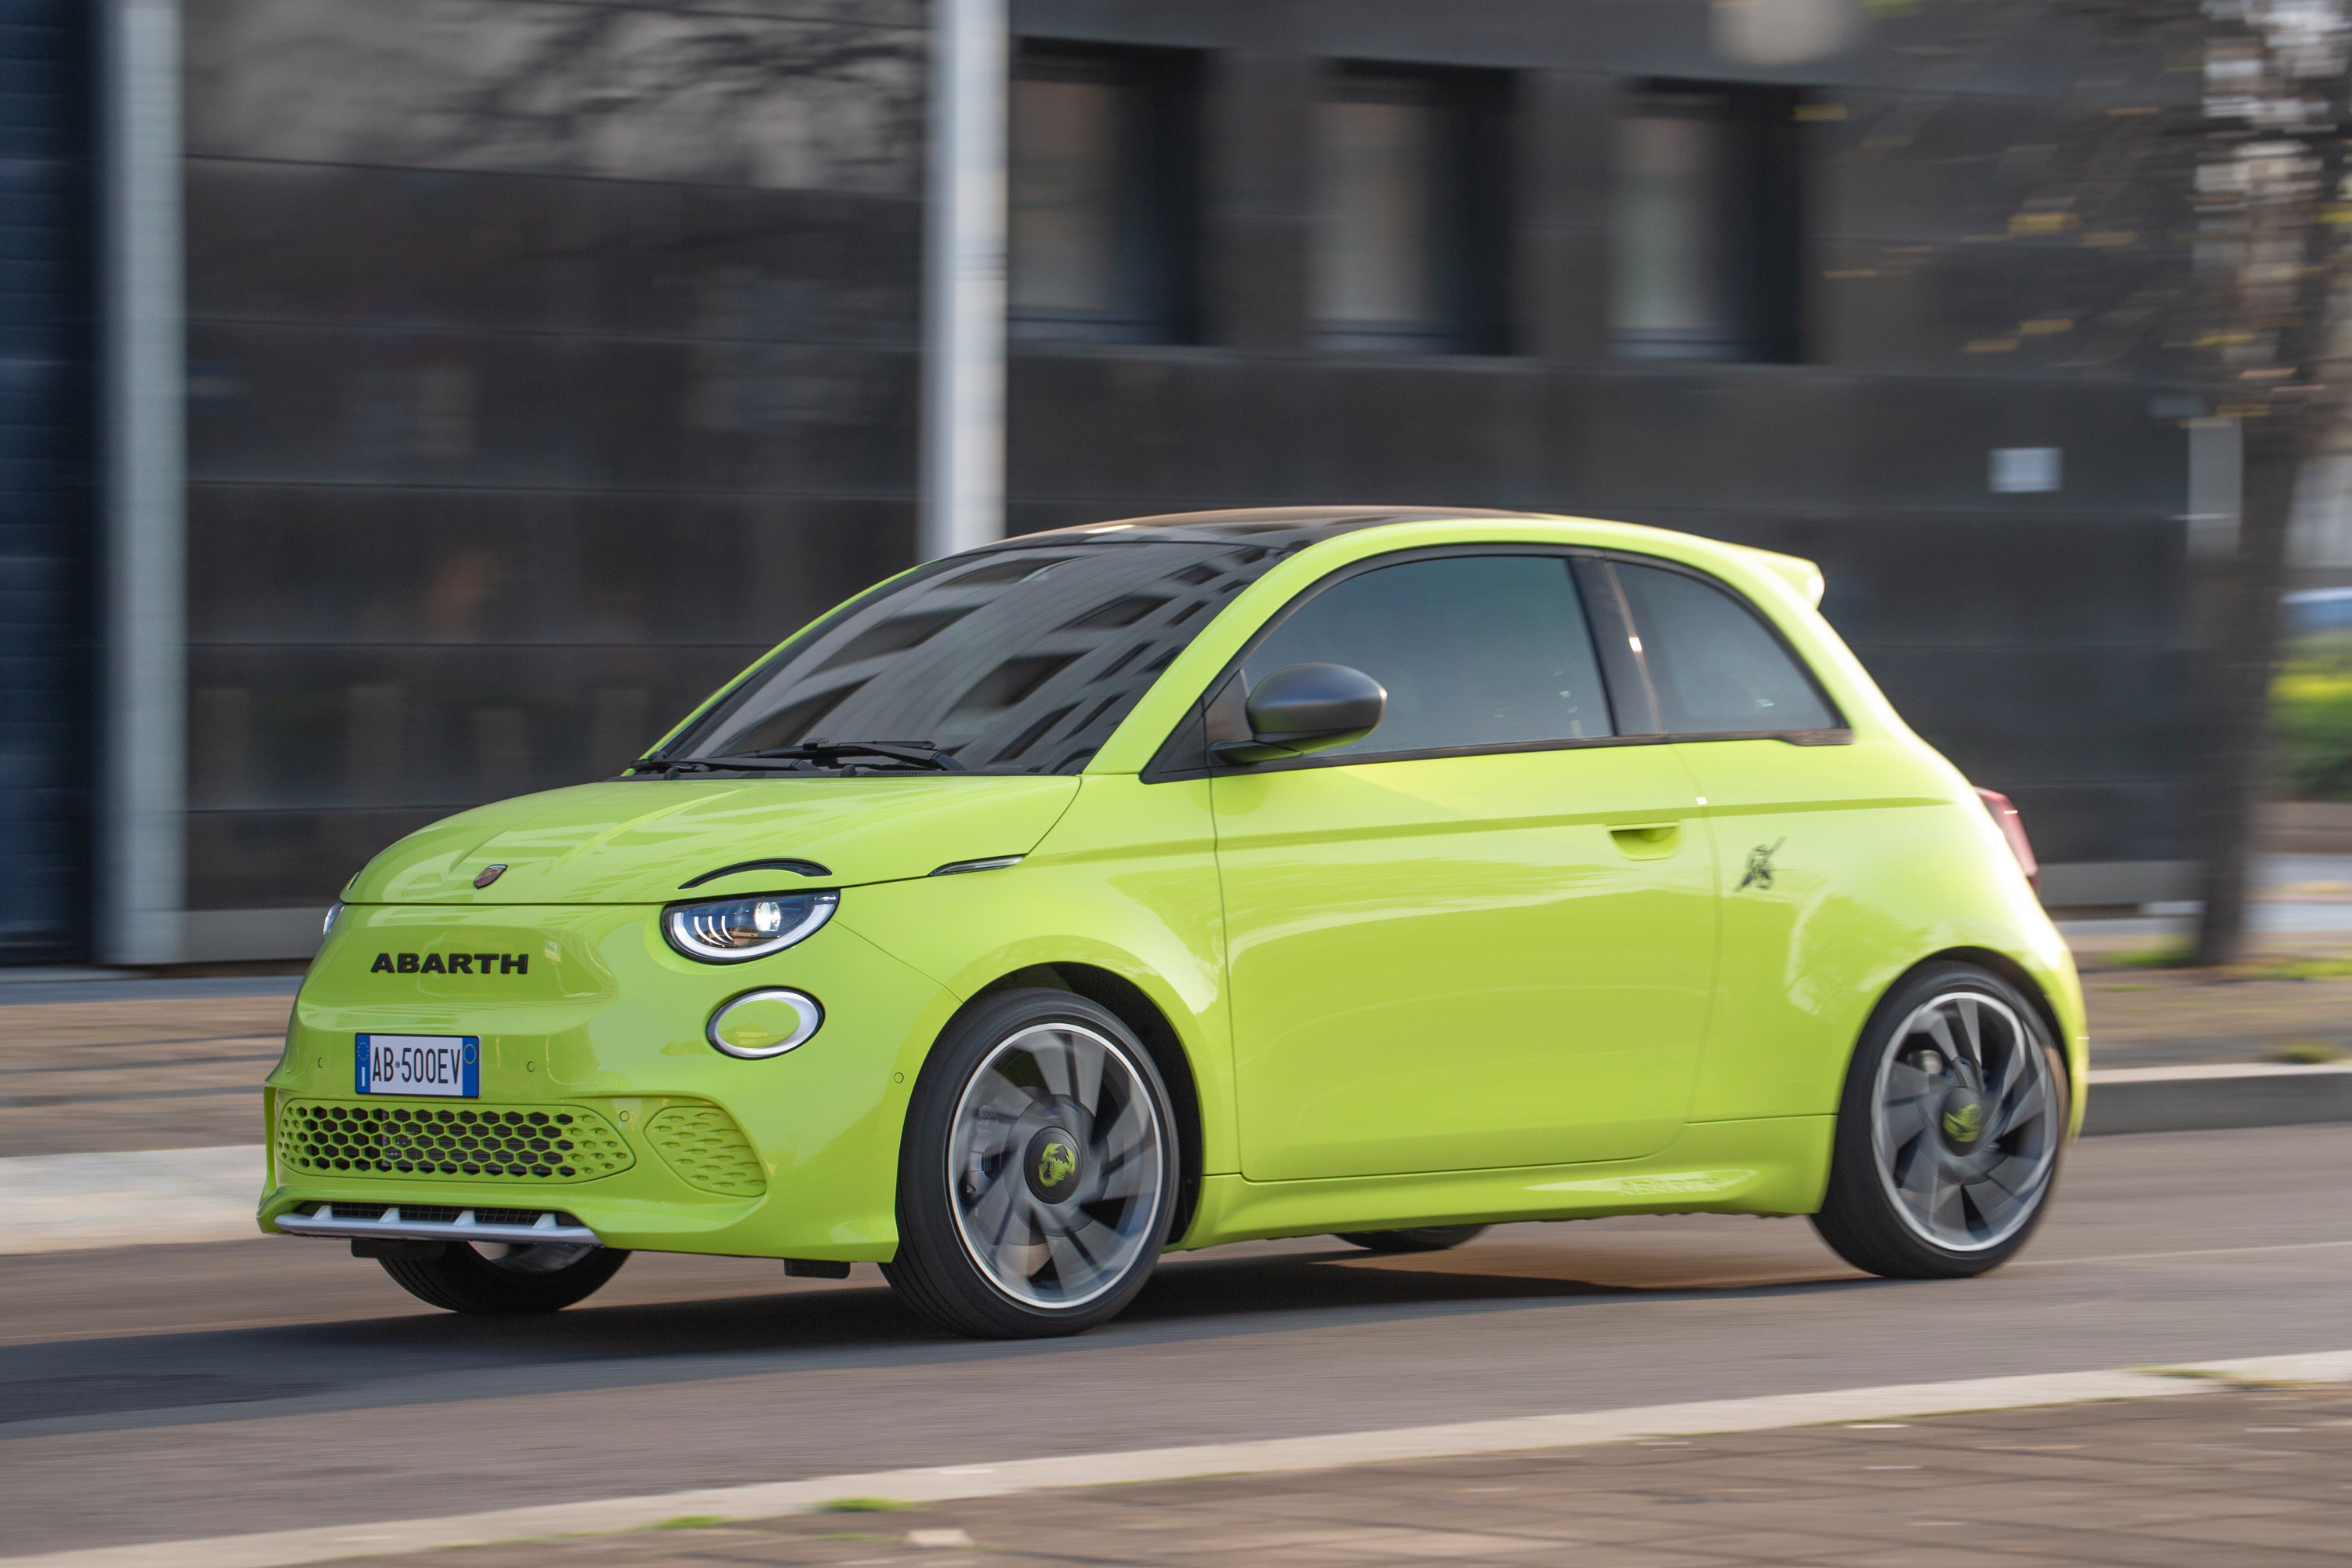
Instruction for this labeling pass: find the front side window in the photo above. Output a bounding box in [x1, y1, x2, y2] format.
[1609, 561, 1837, 735]
[1241, 554, 1613, 758]
[661, 540, 1284, 774]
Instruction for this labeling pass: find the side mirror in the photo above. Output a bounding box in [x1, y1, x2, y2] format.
[1212, 662, 1386, 764]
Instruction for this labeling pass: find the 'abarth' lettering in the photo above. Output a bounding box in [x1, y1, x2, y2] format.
[371, 951, 532, 976]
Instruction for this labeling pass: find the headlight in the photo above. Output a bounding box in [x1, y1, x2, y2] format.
[662, 890, 838, 963]
[323, 901, 346, 937]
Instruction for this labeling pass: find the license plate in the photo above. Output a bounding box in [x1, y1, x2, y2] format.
[355, 1035, 480, 1098]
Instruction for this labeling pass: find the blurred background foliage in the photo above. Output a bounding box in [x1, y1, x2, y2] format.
[2276, 635, 2352, 800]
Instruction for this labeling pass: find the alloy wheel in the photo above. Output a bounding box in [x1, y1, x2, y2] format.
[946, 1022, 1167, 1309]
[1869, 989, 2059, 1252]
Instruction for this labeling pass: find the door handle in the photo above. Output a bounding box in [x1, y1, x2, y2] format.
[1608, 822, 1681, 859]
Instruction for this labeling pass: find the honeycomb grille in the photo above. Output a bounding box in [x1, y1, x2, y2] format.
[644, 1105, 767, 1196]
[277, 1099, 633, 1182]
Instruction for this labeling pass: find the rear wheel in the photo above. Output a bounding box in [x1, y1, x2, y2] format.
[378, 1240, 629, 1314]
[1334, 1225, 1489, 1254]
[1812, 962, 2067, 1279]
[883, 989, 1178, 1338]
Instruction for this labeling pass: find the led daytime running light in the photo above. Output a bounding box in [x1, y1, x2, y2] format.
[662, 889, 839, 964]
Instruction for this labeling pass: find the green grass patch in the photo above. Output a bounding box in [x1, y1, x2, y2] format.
[2277, 649, 2352, 802]
[2248, 958, 2352, 981]
[2109, 942, 2197, 970]
[651, 1516, 730, 1530]
[2270, 1039, 2350, 1063]
[820, 1497, 920, 1513]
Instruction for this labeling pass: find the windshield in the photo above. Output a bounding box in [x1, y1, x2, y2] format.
[655, 538, 1288, 774]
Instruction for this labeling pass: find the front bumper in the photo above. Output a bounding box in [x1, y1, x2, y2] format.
[259, 899, 959, 1261]
[274, 1201, 600, 1247]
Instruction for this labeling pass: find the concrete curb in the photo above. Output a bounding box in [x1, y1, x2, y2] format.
[2080, 1062, 2352, 1136]
[10, 1352, 2350, 1568]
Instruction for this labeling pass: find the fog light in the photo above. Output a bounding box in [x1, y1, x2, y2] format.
[707, 989, 823, 1059]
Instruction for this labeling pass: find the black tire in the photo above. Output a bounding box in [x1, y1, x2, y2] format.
[1334, 1225, 1490, 1254]
[1812, 961, 2069, 1279]
[379, 1241, 630, 1314]
[882, 989, 1179, 1338]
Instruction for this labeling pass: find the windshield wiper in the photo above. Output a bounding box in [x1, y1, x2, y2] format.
[627, 740, 966, 778]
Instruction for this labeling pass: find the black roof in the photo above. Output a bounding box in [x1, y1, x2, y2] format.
[989, 506, 1555, 550]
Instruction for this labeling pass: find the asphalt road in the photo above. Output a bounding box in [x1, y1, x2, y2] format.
[6, 1124, 2350, 1558]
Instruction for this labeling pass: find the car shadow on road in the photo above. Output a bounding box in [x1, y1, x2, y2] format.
[5, 1232, 1877, 1419]
[153, 1236, 1862, 1355]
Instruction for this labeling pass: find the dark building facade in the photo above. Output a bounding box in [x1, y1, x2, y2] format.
[20, 0, 2199, 960]
[0, 0, 91, 963]
[996, 1, 2191, 909]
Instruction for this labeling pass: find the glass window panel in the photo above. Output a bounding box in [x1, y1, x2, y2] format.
[670, 541, 1288, 774]
[1312, 98, 1436, 327]
[1010, 77, 1124, 314]
[1612, 563, 1836, 734]
[1613, 109, 1737, 358]
[1243, 555, 1613, 758]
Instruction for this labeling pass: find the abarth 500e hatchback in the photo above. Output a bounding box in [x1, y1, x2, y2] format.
[263, 507, 2082, 1338]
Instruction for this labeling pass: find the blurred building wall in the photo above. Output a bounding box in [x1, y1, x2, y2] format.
[172, 0, 927, 956]
[999, 0, 2192, 909]
[29, 0, 2201, 960]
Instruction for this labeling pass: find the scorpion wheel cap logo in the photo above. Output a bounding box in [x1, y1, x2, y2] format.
[474, 864, 508, 889]
[1025, 1127, 1080, 1203]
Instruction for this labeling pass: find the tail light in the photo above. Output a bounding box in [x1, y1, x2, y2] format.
[1975, 788, 2038, 890]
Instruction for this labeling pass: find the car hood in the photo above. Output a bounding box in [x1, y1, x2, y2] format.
[344, 775, 1082, 905]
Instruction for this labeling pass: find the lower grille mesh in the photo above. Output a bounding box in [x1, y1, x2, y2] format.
[277, 1099, 633, 1182]
[644, 1104, 767, 1196]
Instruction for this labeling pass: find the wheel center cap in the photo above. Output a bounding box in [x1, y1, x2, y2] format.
[1940, 1088, 1988, 1150]
[1025, 1127, 1082, 1203]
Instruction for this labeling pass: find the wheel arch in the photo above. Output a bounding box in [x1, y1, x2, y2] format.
[1915, 946, 2067, 1061]
[961, 962, 1206, 1244]
[1867, 946, 2077, 1133]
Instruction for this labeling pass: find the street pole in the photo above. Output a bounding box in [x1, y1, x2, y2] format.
[97, 0, 187, 965]
[917, 0, 1007, 563]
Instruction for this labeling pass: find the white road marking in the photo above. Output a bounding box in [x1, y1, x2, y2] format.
[9, 1353, 2349, 1568]
[2017, 1237, 2352, 1268]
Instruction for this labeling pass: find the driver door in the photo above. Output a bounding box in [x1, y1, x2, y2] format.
[1210, 551, 1717, 1181]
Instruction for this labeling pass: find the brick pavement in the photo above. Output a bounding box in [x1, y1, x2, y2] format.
[0, 992, 289, 1156]
[301, 1384, 2352, 1567]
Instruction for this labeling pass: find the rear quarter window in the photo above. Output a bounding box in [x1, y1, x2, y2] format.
[1606, 560, 1839, 735]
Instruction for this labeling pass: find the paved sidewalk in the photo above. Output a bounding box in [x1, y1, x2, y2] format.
[2071, 936, 2352, 1069]
[0, 987, 290, 1156]
[127, 1381, 2352, 1568]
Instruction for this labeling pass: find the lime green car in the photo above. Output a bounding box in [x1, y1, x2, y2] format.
[261, 507, 2081, 1338]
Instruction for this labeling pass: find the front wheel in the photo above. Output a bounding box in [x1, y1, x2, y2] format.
[883, 989, 1178, 1338]
[1812, 962, 2068, 1279]
[378, 1240, 629, 1314]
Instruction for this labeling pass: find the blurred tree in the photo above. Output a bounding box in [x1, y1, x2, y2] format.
[2169, 1, 2350, 964]
[2034, 0, 2352, 962]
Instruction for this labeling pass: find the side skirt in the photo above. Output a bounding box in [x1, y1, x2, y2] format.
[1172, 1116, 1835, 1248]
